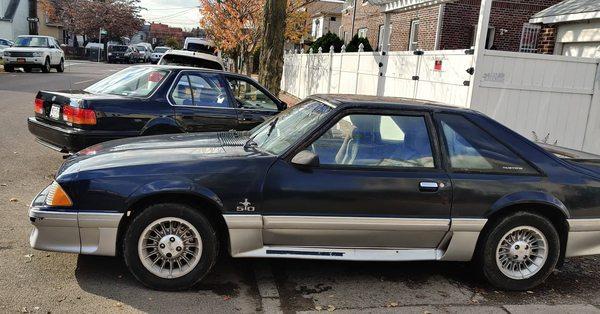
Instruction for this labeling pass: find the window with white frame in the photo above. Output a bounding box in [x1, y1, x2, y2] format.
[357, 28, 368, 39]
[519, 23, 541, 53]
[409, 20, 419, 51]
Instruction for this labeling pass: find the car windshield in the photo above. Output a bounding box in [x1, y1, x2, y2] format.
[110, 45, 128, 52]
[154, 47, 169, 53]
[250, 100, 333, 155]
[85, 67, 169, 97]
[15, 37, 48, 47]
[137, 46, 146, 51]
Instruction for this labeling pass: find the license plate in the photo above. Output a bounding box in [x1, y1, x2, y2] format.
[49, 105, 61, 120]
[17, 58, 26, 63]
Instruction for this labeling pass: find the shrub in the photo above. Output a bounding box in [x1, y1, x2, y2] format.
[345, 34, 373, 52]
[310, 32, 344, 53]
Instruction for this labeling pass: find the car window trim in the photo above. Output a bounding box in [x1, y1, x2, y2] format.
[88, 67, 172, 100]
[223, 74, 281, 112]
[283, 107, 444, 172]
[166, 70, 235, 110]
[433, 112, 544, 176]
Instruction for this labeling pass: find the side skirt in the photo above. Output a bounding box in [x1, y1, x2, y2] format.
[224, 215, 487, 262]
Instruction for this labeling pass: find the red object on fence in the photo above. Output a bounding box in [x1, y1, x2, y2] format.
[434, 60, 443, 71]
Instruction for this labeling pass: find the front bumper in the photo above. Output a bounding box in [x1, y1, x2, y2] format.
[29, 206, 123, 256]
[566, 219, 600, 257]
[4, 57, 45, 65]
[28, 117, 129, 153]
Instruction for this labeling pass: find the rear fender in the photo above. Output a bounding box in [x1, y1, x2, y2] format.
[140, 117, 183, 135]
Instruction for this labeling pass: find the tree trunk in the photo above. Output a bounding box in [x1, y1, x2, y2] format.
[258, 0, 288, 96]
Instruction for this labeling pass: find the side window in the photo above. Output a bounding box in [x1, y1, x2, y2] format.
[226, 77, 278, 111]
[309, 114, 435, 168]
[170, 74, 229, 108]
[438, 113, 537, 174]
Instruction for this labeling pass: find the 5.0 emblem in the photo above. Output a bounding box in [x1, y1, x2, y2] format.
[236, 198, 255, 212]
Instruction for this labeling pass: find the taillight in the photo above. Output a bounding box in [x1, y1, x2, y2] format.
[34, 98, 44, 114]
[62, 105, 97, 125]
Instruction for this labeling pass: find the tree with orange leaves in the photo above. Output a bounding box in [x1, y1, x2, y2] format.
[198, 0, 263, 74]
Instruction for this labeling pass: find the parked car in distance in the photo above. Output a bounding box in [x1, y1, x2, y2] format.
[183, 37, 218, 56]
[158, 49, 224, 70]
[27, 65, 287, 153]
[27, 94, 600, 291]
[135, 44, 152, 62]
[0, 38, 13, 59]
[3, 35, 64, 73]
[107, 45, 134, 63]
[150, 46, 171, 64]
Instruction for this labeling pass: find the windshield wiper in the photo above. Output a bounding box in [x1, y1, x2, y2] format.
[244, 138, 258, 149]
[266, 117, 279, 137]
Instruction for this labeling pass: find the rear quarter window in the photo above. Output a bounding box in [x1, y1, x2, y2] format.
[438, 113, 538, 175]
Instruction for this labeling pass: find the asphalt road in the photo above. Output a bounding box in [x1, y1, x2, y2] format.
[1, 61, 600, 314]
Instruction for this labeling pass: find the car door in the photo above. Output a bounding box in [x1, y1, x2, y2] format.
[170, 71, 238, 132]
[50, 38, 61, 64]
[225, 75, 281, 130]
[261, 109, 452, 249]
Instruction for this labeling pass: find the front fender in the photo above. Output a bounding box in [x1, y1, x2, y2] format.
[126, 178, 223, 209]
[487, 191, 569, 219]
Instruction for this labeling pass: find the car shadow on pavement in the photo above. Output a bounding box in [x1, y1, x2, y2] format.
[74, 255, 262, 313]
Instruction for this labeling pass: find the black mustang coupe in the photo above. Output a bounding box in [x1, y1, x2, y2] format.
[27, 65, 286, 153]
[28, 95, 600, 291]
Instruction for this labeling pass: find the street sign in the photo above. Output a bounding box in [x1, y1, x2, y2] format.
[100, 29, 108, 35]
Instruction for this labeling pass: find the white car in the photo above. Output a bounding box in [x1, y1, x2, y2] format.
[3, 35, 64, 73]
[0, 38, 13, 59]
[158, 49, 224, 70]
[149, 46, 171, 64]
[135, 43, 153, 62]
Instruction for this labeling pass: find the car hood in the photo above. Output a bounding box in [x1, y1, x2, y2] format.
[4, 47, 49, 52]
[57, 131, 274, 179]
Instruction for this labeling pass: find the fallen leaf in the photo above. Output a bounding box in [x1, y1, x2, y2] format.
[1, 183, 7, 186]
[315, 305, 323, 311]
[24, 254, 33, 263]
[526, 290, 534, 294]
[33, 307, 40, 311]
[389, 302, 398, 307]
[114, 302, 123, 307]
[9, 198, 18, 202]
[327, 305, 336, 312]
[223, 296, 231, 301]
[20, 307, 27, 313]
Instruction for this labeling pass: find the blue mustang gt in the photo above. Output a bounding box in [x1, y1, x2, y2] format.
[28, 95, 600, 291]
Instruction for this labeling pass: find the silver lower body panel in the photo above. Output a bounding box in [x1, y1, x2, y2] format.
[29, 207, 123, 256]
[225, 215, 487, 262]
[566, 219, 600, 257]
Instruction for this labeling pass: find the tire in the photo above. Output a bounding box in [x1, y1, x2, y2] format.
[478, 211, 560, 291]
[123, 203, 219, 291]
[4, 64, 14, 72]
[24, 67, 32, 73]
[56, 58, 64, 72]
[41, 58, 51, 73]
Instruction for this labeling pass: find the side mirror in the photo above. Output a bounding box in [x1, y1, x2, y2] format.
[279, 101, 288, 111]
[291, 150, 319, 168]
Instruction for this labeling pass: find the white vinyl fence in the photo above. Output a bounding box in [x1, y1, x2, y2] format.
[281, 48, 600, 154]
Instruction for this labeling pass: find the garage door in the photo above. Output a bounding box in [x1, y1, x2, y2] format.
[562, 42, 600, 58]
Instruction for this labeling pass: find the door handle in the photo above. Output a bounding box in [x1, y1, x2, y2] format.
[419, 181, 439, 192]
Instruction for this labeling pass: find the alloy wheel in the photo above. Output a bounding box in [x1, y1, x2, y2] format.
[495, 225, 548, 280]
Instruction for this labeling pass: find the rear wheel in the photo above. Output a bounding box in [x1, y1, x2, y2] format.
[478, 212, 560, 291]
[56, 58, 64, 72]
[4, 64, 14, 72]
[24, 67, 32, 73]
[41, 58, 51, 73]
[123, 203, 218, 291]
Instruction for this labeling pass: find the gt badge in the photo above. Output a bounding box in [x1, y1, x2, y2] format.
[236, 198, 255, 212]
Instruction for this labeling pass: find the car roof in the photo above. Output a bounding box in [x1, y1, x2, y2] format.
[130, 64, 239, 76]
[308, 94, 476, 113]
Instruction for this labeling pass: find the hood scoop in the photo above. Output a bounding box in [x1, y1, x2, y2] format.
[218, 131, 249, 146]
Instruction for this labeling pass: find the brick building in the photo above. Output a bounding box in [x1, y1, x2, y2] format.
[149, 22, 183, 45]
[340, 0, 563, 52]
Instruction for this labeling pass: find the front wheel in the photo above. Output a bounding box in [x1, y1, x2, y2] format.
[123, 203, 218, 291]
[478, 212, 560, 291]
[3, 64, 14, 72]
[41, 58, 51, 73]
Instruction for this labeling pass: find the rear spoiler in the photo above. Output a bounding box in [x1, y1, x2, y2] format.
[537, 143, 600, 161]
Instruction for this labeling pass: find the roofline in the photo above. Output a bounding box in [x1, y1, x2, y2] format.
[530, 11, 600, 24]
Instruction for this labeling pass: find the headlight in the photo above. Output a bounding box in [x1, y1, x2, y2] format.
[45, 181, 73, 207]
[32, 52, 42, 57]
[3, 51, 10, 57]
[108, 53, 112, 56]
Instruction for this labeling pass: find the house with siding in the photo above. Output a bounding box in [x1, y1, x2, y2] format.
[0, 0, 33, 41]
[529, 0, 600, 58]
[340, 0, 564, 52]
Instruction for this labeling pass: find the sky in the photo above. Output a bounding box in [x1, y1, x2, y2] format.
[139, 0, 202, 29]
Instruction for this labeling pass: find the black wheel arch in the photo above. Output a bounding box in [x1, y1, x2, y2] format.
[116, 192, 230, 258]
[140, 117, 184, 136]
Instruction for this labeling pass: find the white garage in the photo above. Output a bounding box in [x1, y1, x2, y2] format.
[530, 0, 600, 58]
